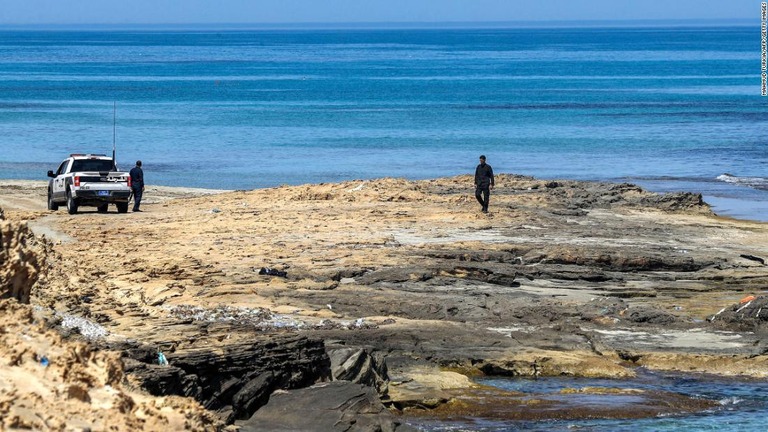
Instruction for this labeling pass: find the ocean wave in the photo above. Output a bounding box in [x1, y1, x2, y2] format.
[622, 175, 722, 184]
[716, 174, 768, 191]
[718, 396, 744, 406]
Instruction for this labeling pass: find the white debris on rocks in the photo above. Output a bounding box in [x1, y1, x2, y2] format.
[58, 312, 109, 340]
[164, 304, 377, 331]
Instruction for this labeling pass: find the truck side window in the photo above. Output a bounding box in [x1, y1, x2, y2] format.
[56, 161, 68, 175]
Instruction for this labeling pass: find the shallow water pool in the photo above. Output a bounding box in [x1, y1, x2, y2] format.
[407, 369, 768, 431]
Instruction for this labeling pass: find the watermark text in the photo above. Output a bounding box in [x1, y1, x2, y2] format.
[762, 2, 767, 95]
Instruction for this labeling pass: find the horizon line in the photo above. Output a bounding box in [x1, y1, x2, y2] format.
[0, 17, 758, 31]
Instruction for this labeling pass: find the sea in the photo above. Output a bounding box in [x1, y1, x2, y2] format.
[407, 370, 768, 431]
[1, 24, 767, 430]
[0, 24, 766, 220]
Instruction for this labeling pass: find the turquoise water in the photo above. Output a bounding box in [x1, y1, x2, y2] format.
[409, 370, 768, 431]
[0, 26, 766, 219]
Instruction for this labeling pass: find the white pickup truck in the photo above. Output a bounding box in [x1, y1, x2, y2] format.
[47, 154, 133, 214]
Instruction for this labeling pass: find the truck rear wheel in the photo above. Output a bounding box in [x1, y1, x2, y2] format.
[66, 191, 78, 215]
[47, 189, 59, 211]
[116, 202, 128, 213]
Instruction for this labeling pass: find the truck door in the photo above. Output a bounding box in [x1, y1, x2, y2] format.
[53, 160, 69, 199]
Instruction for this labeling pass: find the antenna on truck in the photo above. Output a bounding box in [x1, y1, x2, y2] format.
[112, 101, 117, 167]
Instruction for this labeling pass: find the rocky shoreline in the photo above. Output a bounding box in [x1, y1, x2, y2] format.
[2, 175, 767, 430]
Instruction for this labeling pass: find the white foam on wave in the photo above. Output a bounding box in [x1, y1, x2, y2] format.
[716, 174, 768, 191]
[718, 396, 743, 406]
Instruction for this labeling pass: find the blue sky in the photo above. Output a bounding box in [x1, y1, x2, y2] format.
[0, 0, 759, 25]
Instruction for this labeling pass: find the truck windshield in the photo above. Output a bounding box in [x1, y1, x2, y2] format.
[71, 160, 116, 172]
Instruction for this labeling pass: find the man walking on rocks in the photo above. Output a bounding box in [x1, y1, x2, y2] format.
[474, 155, 494, 213]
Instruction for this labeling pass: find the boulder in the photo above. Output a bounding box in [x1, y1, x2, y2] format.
[710, 295, 768, 331]
[327, 343, 388, 393]
[238, 381, 416, 432]
[123, 335, 331, 423]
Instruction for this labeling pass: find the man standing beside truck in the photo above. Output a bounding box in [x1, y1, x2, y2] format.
[129, 160, 145, 212]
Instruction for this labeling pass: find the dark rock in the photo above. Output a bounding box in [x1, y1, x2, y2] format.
[258, 267, 287, 277]
[237, 381, 416, 432]
[123, 335, 331, 423]
[640, 192, 708, 212]
[550, 208, 588, 217]
[577, 298, 628, 322]
[359, 267, 434, 284]
[123, 359, 203, 399]
[626, 307, 676, 325]
[543, 248, 709, 272]
[710, 295, 768, 331]
[327, 344, 389, 393]
[609, 183, 644, 193]
[740, 254, 766, 265]
[232, 371, 281, 418]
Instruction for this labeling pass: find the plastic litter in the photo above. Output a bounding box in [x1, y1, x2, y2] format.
[739, 295, 756, 304]
[258, 267, 287, 277]
[709, 307, 728, 322]
[348, 182, 366, 192]
[736, 301, 753, 313]
[58, 312, 109, 341]
[157, 352, 169, 366]
[40, 356, 49, 367]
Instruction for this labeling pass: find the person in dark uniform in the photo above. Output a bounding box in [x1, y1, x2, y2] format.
[129, 160, 145, 212]
[474, 155, 494, 213]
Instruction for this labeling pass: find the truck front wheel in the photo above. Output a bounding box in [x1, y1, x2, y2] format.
[66, 191, 79, 215]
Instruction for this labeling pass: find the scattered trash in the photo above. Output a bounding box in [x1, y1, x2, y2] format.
[164, 304, 379, 332]
[327, 304, 333, 310]
[673, 306, 683, 311]
[707, 295, 768, 326]
[157, 352, 169, 366]
[40, 356, 49, 367]
[58, 312, 109, 341]
[736, 301, 753, 313]
[709, 307, 728, 322]
[740, 295, 757, 304]
[348, 182, 366, 192]
[167, 304, 273, 325]
[258, 267, 287, 277]
[210, 208, 221, 214]
[740, 254, 765, 265]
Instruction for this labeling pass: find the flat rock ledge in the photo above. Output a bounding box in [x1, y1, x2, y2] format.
[1, 175, 768, 429]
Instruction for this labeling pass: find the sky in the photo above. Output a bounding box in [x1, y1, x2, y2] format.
[0, 0, 759, 26]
